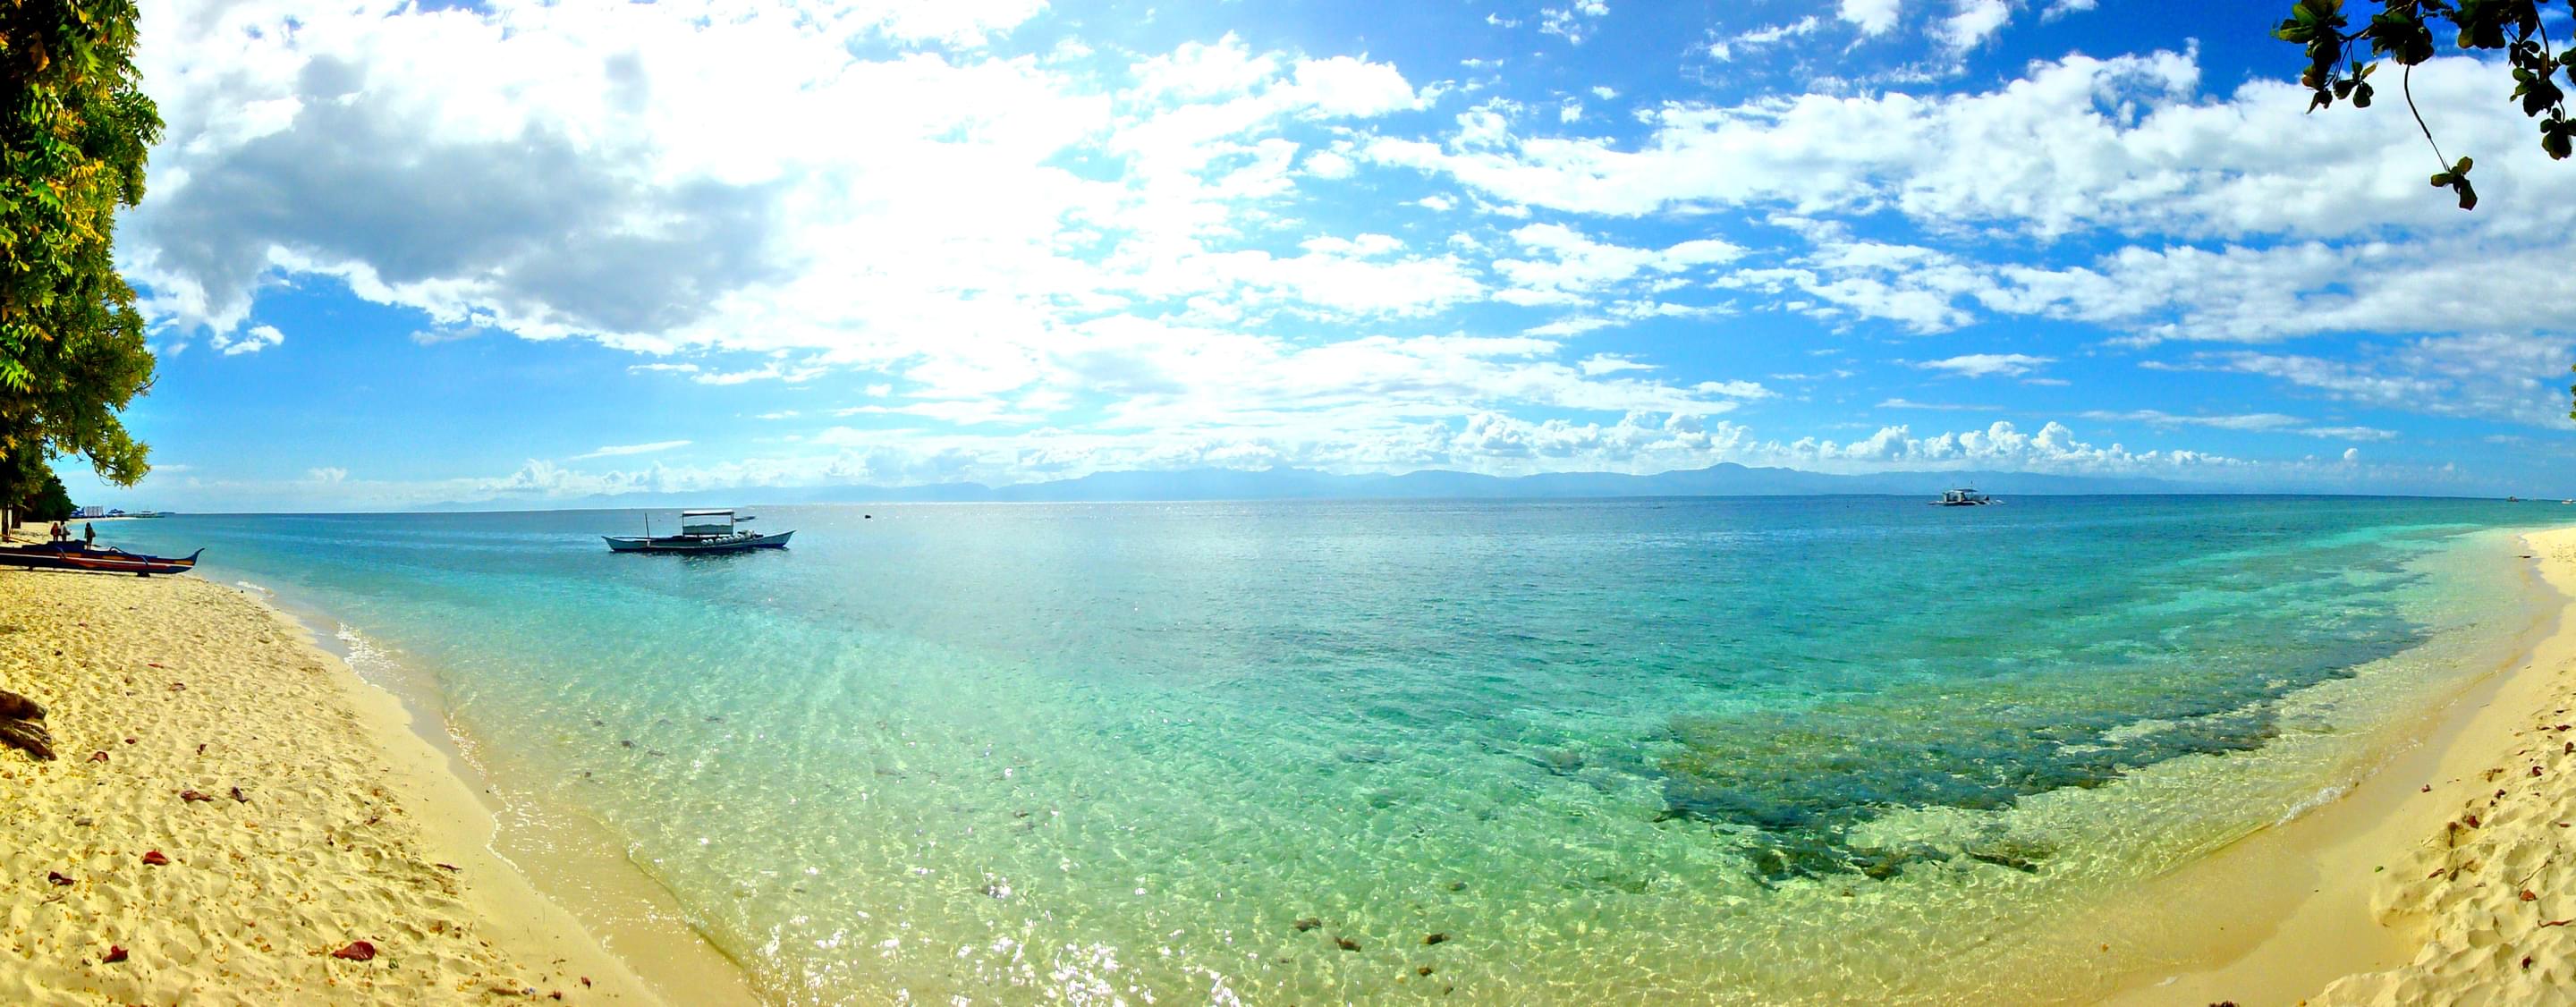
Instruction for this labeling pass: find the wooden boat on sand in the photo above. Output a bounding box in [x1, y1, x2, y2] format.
[0, 544, 203, 576]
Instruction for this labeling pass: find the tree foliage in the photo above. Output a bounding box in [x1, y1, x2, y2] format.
[0, 0, 161, 507]
[2275, 3, 2576, 419]
[16, 466, 67, 521]
[2276, 0, 2576, 210]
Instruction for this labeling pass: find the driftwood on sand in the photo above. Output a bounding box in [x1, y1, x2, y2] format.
[0, 689, 54, 760]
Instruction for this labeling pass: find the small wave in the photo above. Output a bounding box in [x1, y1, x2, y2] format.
[233, 580, 275, 597]
[2274, 779, 2357, 825]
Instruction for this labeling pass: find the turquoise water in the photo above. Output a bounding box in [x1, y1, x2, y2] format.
[103, 496, 2557, 1003]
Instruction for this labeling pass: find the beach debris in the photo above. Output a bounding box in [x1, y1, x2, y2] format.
[2541, 918, 2572, 927]
[0, 690, 42, 720]
[140, 850, 168, 866]
[1417, 966, 1434, 976]
[2422, 784, 2433, 792]
[147, 663, 163, 668]
[1335, 936, 1360, 951]
[180, 790, 213, 803]
[101, 945, 127, 964]
[231, 787, 249, 803]
[330, 941, 377, 961]
[1292, 918, 1320, 932]
[620, 740, 635, 749]
[0, 690, 53, 761]
[88, 751, 106, 762]
[1423, 933, 1448, 945]
[580, 977, 590, 987]
[436, 863, 460, 872]
[123, 737, 134, 745]
[2524, 954, 2535, 970]
[2523, 890, 2540, 901]
[47, 871, 72, 886]
[167, 681, 184, 691]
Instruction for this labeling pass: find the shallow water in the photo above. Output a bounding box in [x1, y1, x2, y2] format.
[105, 495, 2557, 1003]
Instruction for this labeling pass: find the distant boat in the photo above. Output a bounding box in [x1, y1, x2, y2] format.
[604, 509, 793, 554]
[1929, 488, 2001, 507]
[0, 544, 202, 576]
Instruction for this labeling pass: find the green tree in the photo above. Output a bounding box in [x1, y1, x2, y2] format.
[18, 466, 68, 522]
[0, 0, 162, 508]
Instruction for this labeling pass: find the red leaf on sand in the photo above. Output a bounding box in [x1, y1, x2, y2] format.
[88, 751, 106, 763]
[166, 682, 183, 691]
[47, 871, 72, 886]
[230, 787, 248, 803]
[140, 850, 168, 866]
[101, 945, 127, 964]
[331, 941, 377, 961]
[2523, 890, 2540, 901]
[2535, 766, 2546, 777]
[2466, 814, 2483, 828]
[147, 663, 162, 668]
[180, 790, 211, 803]
[2542, 918, 2573, 927]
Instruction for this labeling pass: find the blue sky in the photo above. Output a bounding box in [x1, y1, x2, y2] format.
[61, 0, 2576, 510]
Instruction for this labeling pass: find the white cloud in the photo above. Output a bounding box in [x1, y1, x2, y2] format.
[1877, 398, 2000, 411]
[1768, 419, 2236, 475]
[209, 324, 284, 356]
[1838, 0, 1904, 37]
[1912, 353, 2051, 378]
[1938, 0, 2015, 53]
[572, 440, 693, 461]
[2162, 334, 2576, 429]
[2077, 410, 2400, 440]
[1538, 2, 1611, 45]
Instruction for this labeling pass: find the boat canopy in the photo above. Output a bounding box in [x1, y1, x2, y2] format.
[680, 509, 739, 536]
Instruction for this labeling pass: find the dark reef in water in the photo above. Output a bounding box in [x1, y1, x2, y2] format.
[1652, 609, 2429, 882]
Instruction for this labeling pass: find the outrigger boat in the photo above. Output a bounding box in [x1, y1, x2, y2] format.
[0, 543, 203, 576]
[1929, 487, 2001, 506]
[604, 509, 793, 554]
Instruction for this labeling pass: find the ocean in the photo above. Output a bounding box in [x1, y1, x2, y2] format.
[100, 495, 2558, 1004]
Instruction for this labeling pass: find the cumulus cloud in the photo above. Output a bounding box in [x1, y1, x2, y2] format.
[208, 324, 284, 356]
[1839, 0, 1904, 36]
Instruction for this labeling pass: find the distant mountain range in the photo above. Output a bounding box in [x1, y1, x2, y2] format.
[431, 462, 2237, 512]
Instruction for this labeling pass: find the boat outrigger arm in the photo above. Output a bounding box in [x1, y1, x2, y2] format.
[604, 509, 794, 554]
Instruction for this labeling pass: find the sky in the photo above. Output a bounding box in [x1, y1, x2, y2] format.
[55, 0, 2576, 511]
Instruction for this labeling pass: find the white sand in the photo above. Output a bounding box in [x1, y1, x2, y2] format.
[0, 563, 746, 1004]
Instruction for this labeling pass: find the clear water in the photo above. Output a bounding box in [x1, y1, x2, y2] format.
[100, 496, 2557, 1004]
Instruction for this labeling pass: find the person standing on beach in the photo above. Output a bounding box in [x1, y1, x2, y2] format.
[82, 523, 95, 547]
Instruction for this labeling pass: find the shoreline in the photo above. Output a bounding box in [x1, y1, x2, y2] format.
[2084, 525, 2576, 1005]
[267, 589, 762, 1006]
[0, 560, 758, 1004]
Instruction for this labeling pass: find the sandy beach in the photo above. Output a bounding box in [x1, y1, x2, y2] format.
[0, 554, 734, 1004]
[2300, 526, 2576, 1005]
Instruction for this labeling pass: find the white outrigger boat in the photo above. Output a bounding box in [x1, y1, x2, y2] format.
[1929, 487, 2001, 506]
[604, 509, 794, 554]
